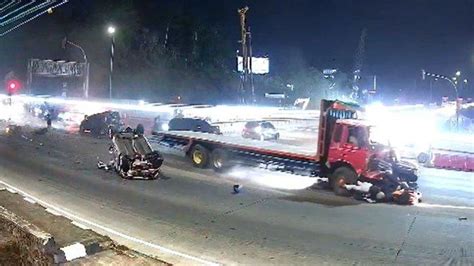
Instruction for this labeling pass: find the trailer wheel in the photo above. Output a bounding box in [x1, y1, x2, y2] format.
[332, 167, 357, 197]
[211, 148, 229, 172]
[190, 144, 210, 168]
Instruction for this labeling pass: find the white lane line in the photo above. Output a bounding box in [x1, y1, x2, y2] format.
[45, 208, 62, 216]
[6, 187, 17, 194]
[23, 197, 37, 204]
[0, 180, 219, 266]
[417, 203, 474, 210]
[71, 221, 90, 230]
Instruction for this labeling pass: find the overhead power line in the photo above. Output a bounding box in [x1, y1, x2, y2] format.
[0, 0, 69, 37]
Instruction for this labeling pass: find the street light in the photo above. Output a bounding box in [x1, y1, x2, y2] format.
[464, 79, 468, 84]
[107, 26, 116, 35]
[455, 71, 461, 77]
[107, 25, 116, 99]
[61, 37, 89, 98]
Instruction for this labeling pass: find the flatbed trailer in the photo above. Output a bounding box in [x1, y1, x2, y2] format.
[158, 130, 321, 175]
[156, 99, 420, 198]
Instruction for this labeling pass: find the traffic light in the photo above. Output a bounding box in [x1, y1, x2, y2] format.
[6, 79, 21, 95]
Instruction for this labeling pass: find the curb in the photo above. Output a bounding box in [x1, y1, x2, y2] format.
[1, 187, 108, 264]
[55, 239, 104, 263]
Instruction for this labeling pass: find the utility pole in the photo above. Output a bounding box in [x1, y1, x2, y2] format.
[248, 27, 255, 104]
[107, 26, 116, 99]
[238, 6, 249, 104]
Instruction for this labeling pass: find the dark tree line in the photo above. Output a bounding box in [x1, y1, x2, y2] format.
[0, 0, 353, 104]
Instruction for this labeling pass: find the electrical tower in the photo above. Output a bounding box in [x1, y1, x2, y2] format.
[351, 28, 367, 102]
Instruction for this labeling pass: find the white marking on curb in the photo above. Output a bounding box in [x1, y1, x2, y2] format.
[23, 197, 36, 204]
[45, 208, 62, 216]
[6, 187, 17, 194]
[61, 242, 87, 261]
[417, 203, 474, 210]
[71, 221, 90, 230]
[0, 180, 220, 266]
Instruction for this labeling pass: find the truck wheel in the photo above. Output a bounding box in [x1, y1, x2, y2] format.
[332, 167, 357, 197]
[212, 148, 229, 172]
[190, 144, 210, 168]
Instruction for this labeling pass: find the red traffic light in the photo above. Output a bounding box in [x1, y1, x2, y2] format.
[6, 79, 21, 94]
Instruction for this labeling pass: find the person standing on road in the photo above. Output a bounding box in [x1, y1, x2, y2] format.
[46, 113, 52, 129]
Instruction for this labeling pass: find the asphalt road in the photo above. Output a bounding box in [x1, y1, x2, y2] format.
[0, 127, 472, 265]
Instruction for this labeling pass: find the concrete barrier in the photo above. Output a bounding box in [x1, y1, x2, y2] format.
[0, 206, 56, 265]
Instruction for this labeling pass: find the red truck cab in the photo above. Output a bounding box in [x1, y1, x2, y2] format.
[318, 100, 417, 196]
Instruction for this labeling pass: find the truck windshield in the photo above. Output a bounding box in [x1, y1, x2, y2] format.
[369, 126, 390, 146]
[347, 127, 368, 148]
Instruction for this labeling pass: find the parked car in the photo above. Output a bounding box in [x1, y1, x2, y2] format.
[79, 111, 122, 137]
[167, 118, 221, 134]
[242, 121, 279, 140]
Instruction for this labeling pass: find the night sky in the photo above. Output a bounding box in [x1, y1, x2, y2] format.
[1, 0, 473, 98]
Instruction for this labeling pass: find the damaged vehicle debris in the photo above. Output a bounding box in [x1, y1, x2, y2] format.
[98, 127, 164, 179]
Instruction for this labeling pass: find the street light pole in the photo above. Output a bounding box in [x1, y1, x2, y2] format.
[107, 26, 116, 99]
[62, 38, 89, 98]
[422, 69, 461, 129]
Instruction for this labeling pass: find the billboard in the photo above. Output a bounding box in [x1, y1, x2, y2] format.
[237, 56, 269, 74]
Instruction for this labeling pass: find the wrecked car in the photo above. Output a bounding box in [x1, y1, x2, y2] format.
[98, 128, 164, 179]
[79, 111, 122, 137]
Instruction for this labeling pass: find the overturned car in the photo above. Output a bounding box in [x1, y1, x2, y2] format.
[99, 129, 163, 179]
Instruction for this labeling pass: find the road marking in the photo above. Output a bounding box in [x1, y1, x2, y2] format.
[0, 180, 220, 266]
[6, 187, 17, 194]
[417, 203, 474, 210]
[23, 197, 36, 204]
[61, 242, 87, 261]
[45, 208, 62, 216]
[71, 221, 90, 230]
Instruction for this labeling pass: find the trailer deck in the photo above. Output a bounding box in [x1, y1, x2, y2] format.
[160, 131, 318, 161]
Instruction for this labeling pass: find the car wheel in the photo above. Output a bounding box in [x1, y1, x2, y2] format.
[136, 124, 145, 135]
[274, 133, 280, 140]
[119, 156, 130, 177]
[190, 144, 210, 168]
[108, 127, 115, 139]
[332, 167, 358, 197]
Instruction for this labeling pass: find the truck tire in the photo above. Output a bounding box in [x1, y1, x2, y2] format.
[190, 144, 210, 168]
[211, 148, 229, 172]
[332, 167, 357, 197]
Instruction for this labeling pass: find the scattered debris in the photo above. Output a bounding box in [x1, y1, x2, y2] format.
[33, 128, 48, 135]
[233, 184, 243, 194]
